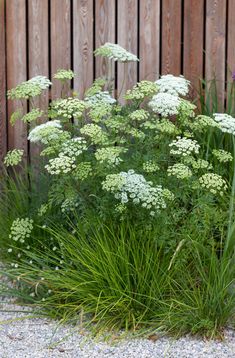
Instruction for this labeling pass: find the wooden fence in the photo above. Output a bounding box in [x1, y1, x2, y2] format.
[0, 0, 235, 163]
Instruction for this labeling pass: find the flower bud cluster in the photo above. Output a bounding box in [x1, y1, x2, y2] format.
[212, 149, 233, 163]
[167, 163, 192, 180]
[4, 149, 24, 167]
[53, 69, 75, 81]
[198, 173, 227, 195]
[95, 147, 127, 166]
[51, 98, 86, 120]
[80, 124, 108, 145]
[125, 81, 158, 100]
[9, 218, 34, 243]
[143, 160, 160, 173]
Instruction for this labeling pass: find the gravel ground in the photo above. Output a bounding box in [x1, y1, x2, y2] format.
[1, 302, 235, 357]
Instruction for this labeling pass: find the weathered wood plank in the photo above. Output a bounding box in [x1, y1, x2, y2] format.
[95, 0, 115, 82]
[205, 0, 226, 111]
[6, 0, 27, 154]
[183, 0, 204, 95]
[28, 0, 49, 165]
[117, 0, 138, 101]
[73, 0, 94, 98]
[139, 0, 160, 81]
[0, 0, 7, 162]
[51, 0, 71, 99]
[227, 0, 235, 80]
[161, 0, 181, 75]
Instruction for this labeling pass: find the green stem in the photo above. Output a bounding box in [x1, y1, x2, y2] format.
[225, 135, 235, 255]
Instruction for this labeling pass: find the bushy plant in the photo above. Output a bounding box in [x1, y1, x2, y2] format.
[2, 43, 235, 337]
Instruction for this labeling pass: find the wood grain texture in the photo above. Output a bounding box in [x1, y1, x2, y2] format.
[227, 0, 235, 78]
[161, 0, 181, 75]
[28, 0, 49, 165]
[95, 0, 115, 81]
[183, 0, 204, 94]
[117, 0, 138, 101]
[73, 0, 94, 98]
[0, 0, 7, 162]
[139, 0, 160, 81]
[51, 0, 71, 99]
[205, 0, 226, 110]
[6, 0, 27, 154]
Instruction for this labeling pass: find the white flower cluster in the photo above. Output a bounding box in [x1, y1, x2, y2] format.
[167, 163, 192, 180]
[45, 154, 76, 175]
[51, 98, 86, 119]
[198, 173, 227, 195]
[29, 75, 52, 90]
[169, 137, 200, 157]
[85, 91, 116, 106]
[60, 137, 87, 158]
[149, 93, 181, 117]
[4, 149, 24, 167]
[212, 149, 233, 163]
[213, 113, 235, 135]
[9, 218, 33, 243]
[102, 169, 172, 214]
[156, 75, 190, 97]
[94, 43, 139, 62]
[95, 147, 127, 166]
[80, 124, 108, 145]
[143, 160, 160, 173]
[28, 120, 69, 145]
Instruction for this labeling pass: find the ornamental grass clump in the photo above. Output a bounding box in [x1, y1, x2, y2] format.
[2, 44, 235, 338]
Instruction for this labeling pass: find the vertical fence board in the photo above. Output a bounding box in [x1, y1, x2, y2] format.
[139, 0, 160, 81]
[95, 0, 115, 81]
[51, 0, 71, 99]
[183, 0, 204, 95]
[227, 0, 235, 78]
[205, 0, 226, 110]
[6, 0, 27, 154]
[117, 0, 138, 100]
[73, 0, 94, 98]
[162, 0, 181, 75]
[0, 0, 7, 162]
[28, 0, 49, 164]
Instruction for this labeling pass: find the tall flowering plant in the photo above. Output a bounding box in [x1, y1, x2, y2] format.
[3, 43, 235, 263]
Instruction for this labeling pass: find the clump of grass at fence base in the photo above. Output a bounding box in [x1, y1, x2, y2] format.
[3, 220, 235, 338]
[2, 43, 235, 338]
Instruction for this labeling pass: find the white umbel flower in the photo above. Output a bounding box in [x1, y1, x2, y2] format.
[28, 120, 62, 143]
[102, 169, 173, 214]
[45, 154, 76, 175]
[149, 93, 181, 117]
[156, 74, 190, 96]
[169, 137, 200, 157]
[85, 91, 116, 106]
[213, 113, 235, 135]
[94, 43, 139, 62]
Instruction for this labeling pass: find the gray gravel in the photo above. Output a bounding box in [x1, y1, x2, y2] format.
[0, 302, 235, 357]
